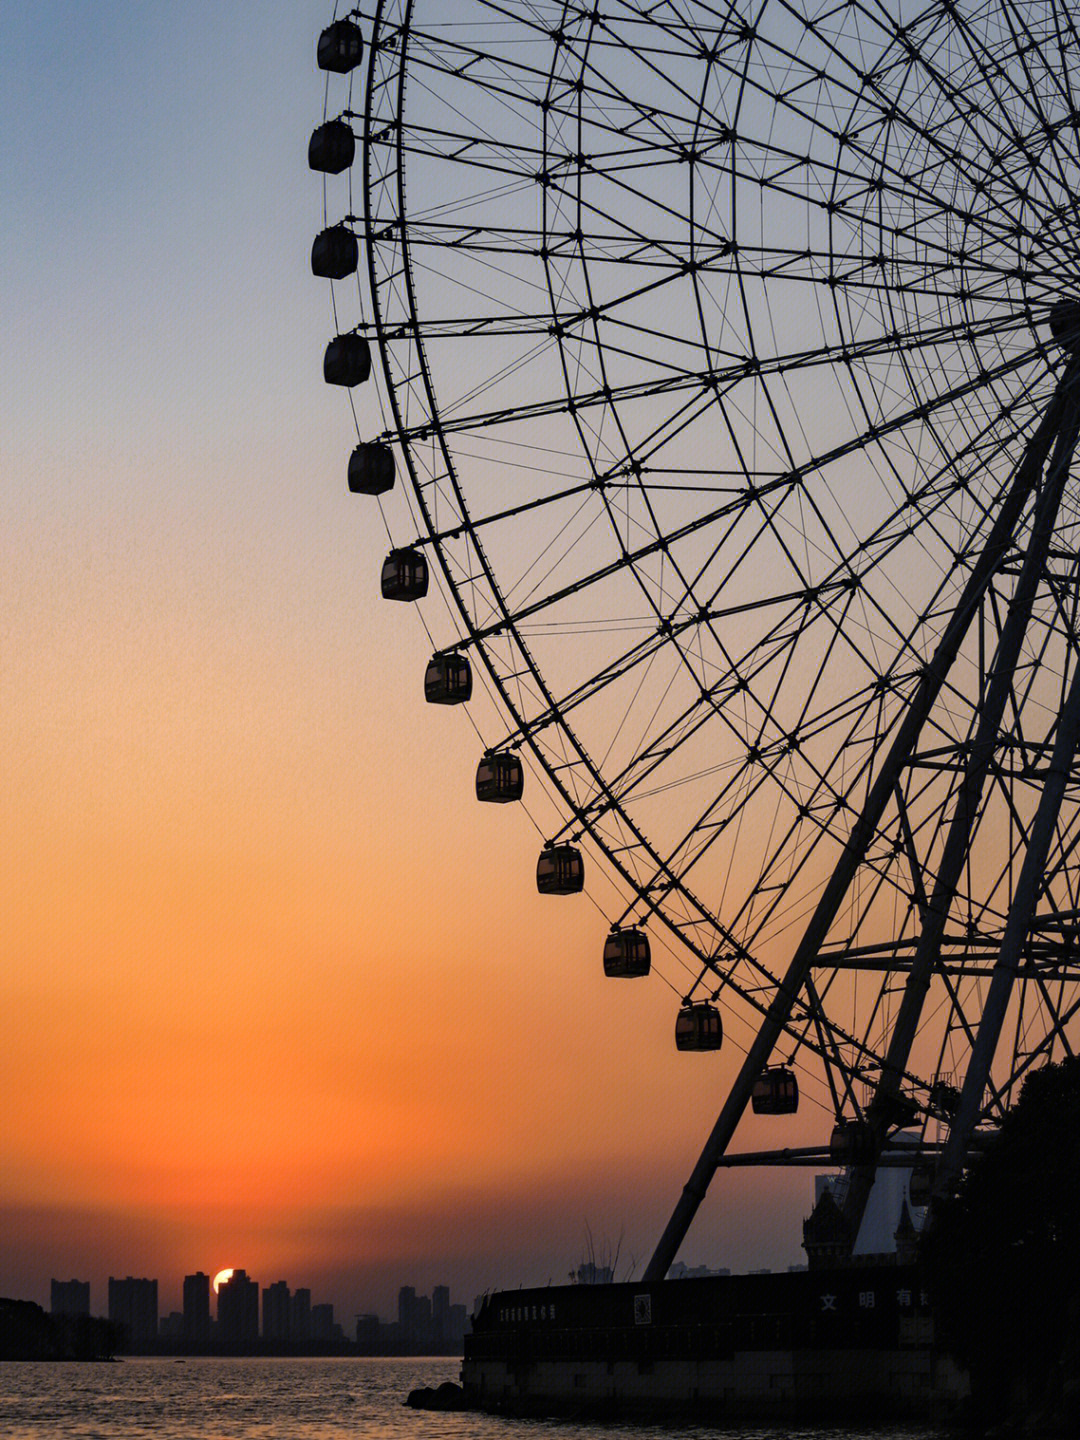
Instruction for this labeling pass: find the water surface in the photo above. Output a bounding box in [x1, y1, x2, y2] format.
[0, 1355, 949, 1440]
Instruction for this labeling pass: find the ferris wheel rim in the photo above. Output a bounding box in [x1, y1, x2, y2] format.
[357, 0, 963, 1099]
[322, 0, 1080, 1147]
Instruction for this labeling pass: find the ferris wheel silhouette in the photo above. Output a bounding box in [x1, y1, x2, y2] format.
[311, 1, 1080, 1278]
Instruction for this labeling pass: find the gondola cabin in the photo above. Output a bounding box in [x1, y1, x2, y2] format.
[908, 1163, 934, 1208]
[308, 120, 356, 174]
[324, 334, 371, 387]
[317, 19, 364, 73]
[475, 752, 523, 803]
[829, 1119, 875, 1166]
[425, 652, 472, 704]
[536, 844, 584, 894]
[381, 546, 428, 601]
[675, 1002, 722, 1051]
[347, 442, 395, 495]
[751, 1065, 799, 1114]
[603, 927, 651, 978]
[311, 225, 358, 280]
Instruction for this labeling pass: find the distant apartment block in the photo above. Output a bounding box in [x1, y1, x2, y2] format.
[311, 1302, 336, 1343]
[50, 1279, 90, 1318]
[290, 1286, 312, 1343]
[398, 1285, 433, 1347]
[217, 1269, 259, 1349]
[432, 1284, 450, 1344]
[262, 1280, 290, 1343]
[384, 1283, 466, 1353]
[108, 1276, 158, 1352]
[182, 1272, 211, 1348]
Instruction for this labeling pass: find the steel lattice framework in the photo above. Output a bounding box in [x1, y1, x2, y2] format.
[316, 0, 1080, 1273]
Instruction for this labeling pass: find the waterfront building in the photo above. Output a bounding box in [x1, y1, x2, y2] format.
[217, 1269, 259, 1349]
[448, 1303, 467, 1346]
[432, 1284, 450, 1344]
[311, 1302, 335, 1342]
[108, 1276, 158, 1352]
[182, 1272, 211, 1349]
[802, 1188, 853, 1268]
[397, 1284, 430, 1347]
[290, 1286, 312, 1343]
[50, 1279, 89, 1318]
[262, 1280, 290, 1343]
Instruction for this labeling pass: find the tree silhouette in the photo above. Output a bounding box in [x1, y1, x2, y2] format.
[923, 1057, 1080, 1430]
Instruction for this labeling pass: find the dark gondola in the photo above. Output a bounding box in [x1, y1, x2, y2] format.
[324, 334, 371, 387]
[425, 652, 472, 704]
[675, 1002, 722, 1051]
[381, 546, 428, 601]
[751, 1065, 799, 1114]
[347, 442, 395, 495]
[317, 19, 364, 73]
[829, 1119, 875, 1166]
[311, 225, 358, 280]
[536, 844, 584, 894]
[475, 752, 523, 803]
[603, 927, 651, 978]
[308, 120, 356, 174]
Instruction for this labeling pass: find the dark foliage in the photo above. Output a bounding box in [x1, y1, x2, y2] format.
[0, 1298, 121, 1360]
[922, 1057, 1080, 1429]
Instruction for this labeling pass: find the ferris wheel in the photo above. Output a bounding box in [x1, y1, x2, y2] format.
[310, 0, 1080, 1277]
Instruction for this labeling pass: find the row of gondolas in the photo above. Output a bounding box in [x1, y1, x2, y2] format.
[311, 18, 804, 1086]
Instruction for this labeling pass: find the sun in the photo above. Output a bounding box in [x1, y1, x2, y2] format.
[212, 1268, 235, 1295]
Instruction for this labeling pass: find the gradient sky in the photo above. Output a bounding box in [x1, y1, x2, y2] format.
[1, 2, 820, 1324]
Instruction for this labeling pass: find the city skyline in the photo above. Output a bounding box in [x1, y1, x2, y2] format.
[43, 1266, 464, 1332]
[42, 1269, 469, 1354]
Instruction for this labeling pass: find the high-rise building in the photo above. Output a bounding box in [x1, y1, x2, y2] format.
[311, 1302, 335, 1342]
[262, 1281, 290, 1344]
[397, 1285, 416, 1331]
[50, 1279, 90, 1318]
[108, 1277, 158, 1352]
[432, 1285, 450, 1345]
[289, 1286, 312, 1343]
[182, 1272, 211, 1349]
[398, 1286, 433, 1348]
[217, 1269, 259, 1349]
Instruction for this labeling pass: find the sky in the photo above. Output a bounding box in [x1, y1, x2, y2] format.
[1, 1, 821, 1325]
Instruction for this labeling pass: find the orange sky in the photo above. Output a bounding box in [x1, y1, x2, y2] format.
[2, 559, 814, 1316]
[0, 1, 821, 1323]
